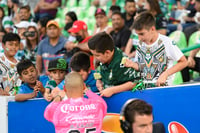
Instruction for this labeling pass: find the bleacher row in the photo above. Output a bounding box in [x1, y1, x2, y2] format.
[56, 0, 125, 35]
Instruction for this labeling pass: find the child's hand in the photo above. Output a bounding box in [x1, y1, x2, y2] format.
[83, 84, 89, 94]
[156, 71, 168, 87]
[124, 58, 134, 68]
[44, 92, 53, 102]
[100, 87, 114, 97]
[0, 88, 10, 96]
[124, 59, 139, 70]
[51, 87, 60, 98]
[53, 95, 62, 102]
[96, 80, 104, 91]
[32, 91, 38, 98]
[35, 81, 45, 94]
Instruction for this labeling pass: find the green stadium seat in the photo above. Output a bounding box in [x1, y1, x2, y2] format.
[169, 31, 188, 55]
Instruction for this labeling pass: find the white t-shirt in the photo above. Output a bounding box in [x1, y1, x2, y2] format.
[135, 34, 183, 86]
[0, 54, 21, 94]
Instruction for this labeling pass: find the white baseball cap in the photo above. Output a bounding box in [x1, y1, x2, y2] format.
[15, 21, 30, 28]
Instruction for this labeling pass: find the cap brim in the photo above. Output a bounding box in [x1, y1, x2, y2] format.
[68, 27, 80, 33]
[48, 68, 67, 71]
[95, 13, 106, 16]
[47, 24, 59, 28]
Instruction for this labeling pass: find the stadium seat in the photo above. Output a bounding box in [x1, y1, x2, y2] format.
[169, 31, 186, 85]
[169, 31, 188, 55]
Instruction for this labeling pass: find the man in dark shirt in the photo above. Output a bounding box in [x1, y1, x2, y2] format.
[110, 11, 131, 51]
[122, 0, 136, 28]
[120, 99, 165, 133]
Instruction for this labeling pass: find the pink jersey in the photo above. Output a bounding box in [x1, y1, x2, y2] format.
[44, 90, 107, 133]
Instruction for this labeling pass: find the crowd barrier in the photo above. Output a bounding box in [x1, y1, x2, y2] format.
[1, 83, 200, 133]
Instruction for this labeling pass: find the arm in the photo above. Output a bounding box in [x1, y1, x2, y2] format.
[100, 81, 136, 97]
[34, 3, 40, 13]
[15, 92, 37, 102]
[76, 42, 90, 53]
[36, 55, 43, 74]
[124, 58, 139, 71]
[188, 48, 200, 68]
[156, 55, 188, 86]
[96, 79, 104, 91]
[125, 38, 133, 56]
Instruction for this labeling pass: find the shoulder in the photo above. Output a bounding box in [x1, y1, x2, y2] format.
[18, 83, 31, 93]
[39, 75, 50, 84]
[59, 36, 67, 41]
[159, 34, 172, 43]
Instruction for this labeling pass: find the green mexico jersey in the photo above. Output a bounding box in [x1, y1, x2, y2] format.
[100, 47, 139, 87]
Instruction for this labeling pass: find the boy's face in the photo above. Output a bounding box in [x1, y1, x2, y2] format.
[20, 66, 38, 85]
[49, 70, 66, 85]
[95, 14, 107, 27]
[135, 27, 154, 45]
[3, 41, 20, 57]
[72, 69, 89, 81]
[90, 49, 112, 64]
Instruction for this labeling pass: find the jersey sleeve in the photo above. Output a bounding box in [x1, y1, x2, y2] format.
[165, 40, 184, 61]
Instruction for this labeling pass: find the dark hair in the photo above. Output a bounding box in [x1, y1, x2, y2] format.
[146, 0, 162, 14]
[0, 28, 6, 34]
[19, 5, 30, 12]
[66, 11, 78, 22]
[88, 32, 114, 54]
[133, 11, 156, 30]
[2, 32, 20, 44]
[112, 11, 123, 18]
[17, 59, 35, 76]
[124, 99, 152, 124]
[38, 17, 50, 28]
[70, 51, 90, 72]
[125, 0, 135, 4]
[109, 5, 121, 12]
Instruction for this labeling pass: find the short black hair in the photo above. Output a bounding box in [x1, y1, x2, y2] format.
[70, 51, 90, 72]
[125, 0, 135, 4]
[88, 32, 114, 54]
[109, 5, 121, 12]
[38, 17, 50, 28]
[17, 59, 35, 76]
[112, 11, 123, 18]
[20, 5, 30, 12]
[133, 11, 156, 30]
[124, 99, 152, 124]
[66, 11, 78, 22]
[2, 33, 20, 44]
